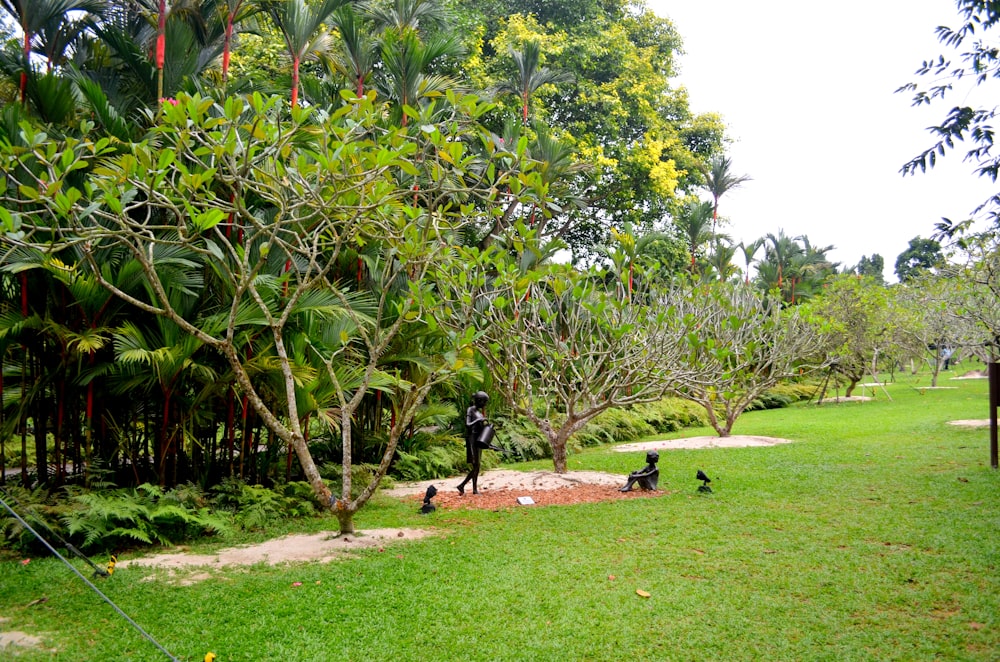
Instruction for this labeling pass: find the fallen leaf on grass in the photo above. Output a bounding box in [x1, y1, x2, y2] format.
[636, 589, 651, 598]
[957, 477, 969, 483]
[764, 550, 778, 554]
[291, 582, 302, 587]
[608, 575, 616, 581]
[969, 622, 984, 630]
[690, 548, 705, 555]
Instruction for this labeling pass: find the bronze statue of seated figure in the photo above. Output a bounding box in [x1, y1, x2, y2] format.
[620, 450, 660, 491]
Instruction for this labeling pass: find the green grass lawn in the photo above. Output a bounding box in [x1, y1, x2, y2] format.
[2, 373, 998, 661]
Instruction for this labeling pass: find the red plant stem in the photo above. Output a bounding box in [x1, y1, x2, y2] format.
[19, 31, 28, 104]
[156, 1, 166, 69]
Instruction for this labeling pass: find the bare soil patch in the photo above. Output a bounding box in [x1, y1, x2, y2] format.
[952, 370, 988, 380]
[818, 395, 874, 403]
[613, 435, 793, 451]
[117, 528, 433, 571]
[0, 617, 48, 655]
[947, 419, 991, 428]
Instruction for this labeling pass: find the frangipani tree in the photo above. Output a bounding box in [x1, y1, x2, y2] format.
[0, 90, 522, 533]
[803, 275, 919, 397]
[944, 239, 1000, 468]
[673, 282, 824, 437]
[435, 224, 701, 473]
[895, 274, 959, 386]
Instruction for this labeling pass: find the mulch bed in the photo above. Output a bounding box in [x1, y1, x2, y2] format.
[415, 484, 668, 511]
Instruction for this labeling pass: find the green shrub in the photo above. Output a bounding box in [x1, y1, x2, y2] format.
[393, 443, 467, 481]
[0, 485, 67, 554]
[211, 478, 319, 531]
[62, 483, 230, 550]
[575, 408, 656, 448]
[626, 398, 709, 433]
[746, 382, 819, 412]
[491, 415, 549, 461]
[320, 462, 390, 496]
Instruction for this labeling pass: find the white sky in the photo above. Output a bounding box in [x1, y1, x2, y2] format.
[648, 0, 997, 279]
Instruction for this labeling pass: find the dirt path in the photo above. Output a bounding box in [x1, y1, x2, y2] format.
[117, 528, 434, 571]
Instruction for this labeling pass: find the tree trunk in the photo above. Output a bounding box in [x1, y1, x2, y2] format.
[720, 410, 737, 438]
[550, 434, 568, 473]
[845, 379, 858, 398]
[335, 504, 355, 535]
[34, 396, 47, 486]
[702, 399, 724, 436]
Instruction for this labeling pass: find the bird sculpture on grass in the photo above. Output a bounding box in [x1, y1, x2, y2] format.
[419, 485, 438, 514]
[696, 470, 712, 493]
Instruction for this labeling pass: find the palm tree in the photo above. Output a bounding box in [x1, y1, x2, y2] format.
[703, 154, 751, 232]
[761, 229, 803, 292]
[738, 238, 762, 284]
[478, 125, 592, 249]
[756, 231, 837, 303]
[494, 40, 573, 124]
[366, 0, 446, 35]
[32, 5, 103, 72]
[327, 5, 378, 96]
[787, 236, 838, 304]
[0, 0, 107, 103]
[263, 0, 346, 108]
[707, 238, 739, 282]
[674, 200, 714, 275]
[112, 319, 212, 486]
[213, 0, 263, 85]
[375, 28, 462, 125]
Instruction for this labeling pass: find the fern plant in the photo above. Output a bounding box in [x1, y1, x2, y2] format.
[0, 485, 63, 553]
[211, 479, 321, 531]
[62, 483, 230, 550]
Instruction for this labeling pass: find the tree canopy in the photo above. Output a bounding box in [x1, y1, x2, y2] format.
[899, 0, 1000, 228]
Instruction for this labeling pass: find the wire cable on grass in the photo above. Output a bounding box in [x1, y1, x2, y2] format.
[1, 487, 109, 577]
[0, 491, 181, 662]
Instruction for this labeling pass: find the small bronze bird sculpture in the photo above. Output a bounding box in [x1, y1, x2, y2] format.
[419, 485, 438, 514]
[696, 470, 713, 493]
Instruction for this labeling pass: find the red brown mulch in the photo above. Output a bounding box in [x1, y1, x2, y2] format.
[416, 484, 669, 511]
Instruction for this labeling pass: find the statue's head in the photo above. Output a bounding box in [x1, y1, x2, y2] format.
[473, 391, 489, 407]
[645, 450, 659, 465]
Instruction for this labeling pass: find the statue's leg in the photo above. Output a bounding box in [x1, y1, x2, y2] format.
[457, 469, 472, 495]
[470, 450, 483, 494]
[619, 478, 636, 492]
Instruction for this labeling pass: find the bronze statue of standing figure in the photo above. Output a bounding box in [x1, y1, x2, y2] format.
[620, 450, 660, 492]
[457, 391, 489, 495]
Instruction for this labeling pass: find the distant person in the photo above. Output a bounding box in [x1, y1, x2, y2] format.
[457, 391, 489, 495]
[942, 346, 953, 371]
